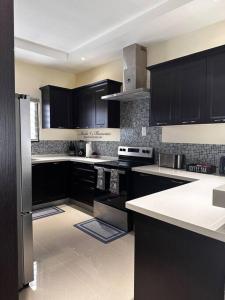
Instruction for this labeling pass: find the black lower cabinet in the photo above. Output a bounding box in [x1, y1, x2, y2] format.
[134, 213, 225, 300]
[132, 171, 188, 198]
[32, 162, 69, 206]
[32, 161, 99, 208]
[70, 162, 97, 207]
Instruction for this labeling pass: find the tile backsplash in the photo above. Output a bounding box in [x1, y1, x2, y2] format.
[32, 98, 225, 168]
[31, 141, 70, 155]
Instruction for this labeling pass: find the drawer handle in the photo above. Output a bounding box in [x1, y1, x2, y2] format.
[139, 174, 150, 177]
[170, 179, 184, 185]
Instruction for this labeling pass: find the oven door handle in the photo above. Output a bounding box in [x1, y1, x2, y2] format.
[94, 166, 125, 175]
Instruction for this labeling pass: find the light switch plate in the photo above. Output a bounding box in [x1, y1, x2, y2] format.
[142, 127, 146, 136]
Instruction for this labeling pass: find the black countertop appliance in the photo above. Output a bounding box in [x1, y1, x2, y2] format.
[77, 140, 86, 157]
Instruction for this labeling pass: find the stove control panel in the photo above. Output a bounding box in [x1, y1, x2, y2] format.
[118, 146, 154, 158]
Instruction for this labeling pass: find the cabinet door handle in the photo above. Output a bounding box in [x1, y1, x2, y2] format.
[95, 89, 105, 93]
[213, 119, 225, 122]
[156, 122, 167, 126]
[181, 121, 196, 124]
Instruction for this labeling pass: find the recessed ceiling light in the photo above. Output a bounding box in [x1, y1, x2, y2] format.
[81, 57, 86, 61]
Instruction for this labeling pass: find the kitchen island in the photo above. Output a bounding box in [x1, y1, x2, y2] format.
[126, 166, 225, 300]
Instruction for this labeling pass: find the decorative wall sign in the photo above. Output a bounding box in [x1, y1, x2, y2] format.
[76, 128, 120, 142]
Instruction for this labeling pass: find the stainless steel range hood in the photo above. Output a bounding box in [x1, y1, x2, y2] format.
[102, 44, 150, 101]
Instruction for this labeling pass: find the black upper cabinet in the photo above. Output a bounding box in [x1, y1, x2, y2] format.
[94, 85, 109, 128]
[207, 49, 225, 122]
[41, 85, 72, 128]
[41, 85, 72, 129]
[93, 82, 121, 128]
[41, 79, 121, 129]
[148, 44, 225, 126]
[177, 57, 207, 124]
[71, 91, 78, 128]
[150, 57, 206, 126]
[150, 66, 177, 126]
[76, 88, 95, 129]
[74, 79, 121, 129]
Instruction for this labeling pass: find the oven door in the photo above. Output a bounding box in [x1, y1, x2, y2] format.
[94, 167, 128, 210]
[94, 167, 133, 231]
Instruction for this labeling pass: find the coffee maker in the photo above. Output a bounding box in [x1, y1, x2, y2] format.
[77, 140, 86, 157]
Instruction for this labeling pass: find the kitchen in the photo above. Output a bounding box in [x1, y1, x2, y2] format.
[2, 1, 225, 300]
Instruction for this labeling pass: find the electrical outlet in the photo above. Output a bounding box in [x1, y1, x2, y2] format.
[142, 127, 146, 137]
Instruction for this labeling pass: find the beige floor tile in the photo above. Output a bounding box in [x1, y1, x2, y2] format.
[20, 204, 134, 300]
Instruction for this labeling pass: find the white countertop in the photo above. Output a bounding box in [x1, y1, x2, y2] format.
[32, 154, 117, 165]
[126, 165, 225, 243]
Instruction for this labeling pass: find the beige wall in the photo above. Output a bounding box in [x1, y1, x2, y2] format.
[148, 20, 225, 67]
[15, 60, 78, 140]
[75, 20, 225, 85]
[75, 59, 123, 87]
[75, 20, 225, 144]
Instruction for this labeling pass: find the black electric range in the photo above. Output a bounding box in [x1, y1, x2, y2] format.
[94, 146, 154, 231]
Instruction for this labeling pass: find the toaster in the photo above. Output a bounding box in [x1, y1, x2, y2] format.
[159, 153, 185, 169]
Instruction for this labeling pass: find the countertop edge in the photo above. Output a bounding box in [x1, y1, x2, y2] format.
[126, 202, 225, 243]
[32, 155, 117, 165]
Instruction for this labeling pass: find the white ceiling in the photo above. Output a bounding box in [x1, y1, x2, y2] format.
[14, 0, 225, 73]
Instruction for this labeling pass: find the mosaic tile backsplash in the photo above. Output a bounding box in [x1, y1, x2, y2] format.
[31, 141, 70, 155]
[32, 98, 225, 168]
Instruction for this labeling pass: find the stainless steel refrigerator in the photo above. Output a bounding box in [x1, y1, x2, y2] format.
[16, 94, 34, 289]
